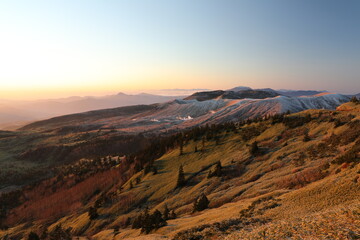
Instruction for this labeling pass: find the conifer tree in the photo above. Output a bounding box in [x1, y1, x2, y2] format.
[179, 137, 184, 155]
[176, 165, 186, 188]
[28, 232, 40, 240]
[169, 210, 177, 219]
[88, 206, 99, 220]
[163, 204, 170, 220]
[250, 141, 259, 155]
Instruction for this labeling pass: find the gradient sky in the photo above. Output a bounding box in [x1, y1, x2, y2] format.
[0, 0, 359, 99]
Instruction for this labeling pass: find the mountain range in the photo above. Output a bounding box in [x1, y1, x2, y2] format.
[21, 89, 350, 135]
[1, 87, 356, 130]
[0, 93, 182, 130]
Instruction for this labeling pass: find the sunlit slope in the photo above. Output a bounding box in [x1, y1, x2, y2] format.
[1, 103, 359, 239]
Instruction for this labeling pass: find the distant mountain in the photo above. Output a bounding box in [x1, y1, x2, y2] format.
[277, 90, 327, 97]
[21, 92, 350, 133]
[227, 86, 252, 91]
[184, 90, 279, 101]
[227, 86, 327, 97]
[0, 93, 183, 130]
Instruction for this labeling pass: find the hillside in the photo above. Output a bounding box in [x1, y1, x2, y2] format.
[1, 101, 359, 239]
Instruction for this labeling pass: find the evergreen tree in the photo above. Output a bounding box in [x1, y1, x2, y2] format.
[163, 204, 170, 220]
[176, 165, 186, 188]
[169, 210, 177, 219]
[88, 206, 99, 220]
[48, 225, 71, 240]
[350, 96, 359, 104]
[303, 132, 311, 142]
[28, 232, 40, 240]
[179, 138, 184, 156]
[124, 217, 131, 228]
[132, 213, 143, 229]
[40, 228, 48, 240]
[202, 136, 206, 151]
[250, 141, 259, 155]
[151, 209, 167, 229]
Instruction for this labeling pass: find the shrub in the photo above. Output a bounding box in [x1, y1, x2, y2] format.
[193, 194, 210, 212]
[277, 167, 328, 189]
[207, 161, 222, 178]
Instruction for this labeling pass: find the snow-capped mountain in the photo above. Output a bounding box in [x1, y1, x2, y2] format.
[22, 91, 350, 134]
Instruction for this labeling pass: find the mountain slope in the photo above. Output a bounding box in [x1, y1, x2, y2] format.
[1, 102, 359, 239]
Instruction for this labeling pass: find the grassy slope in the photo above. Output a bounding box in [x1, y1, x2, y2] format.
[1, 105, 360, 239]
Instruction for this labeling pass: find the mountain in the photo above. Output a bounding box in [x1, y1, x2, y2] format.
[0, 93, 182, 130]
[227, 86, 327, 97]
[184, 90, 279, 101]
[21, 92, 349, 133]
[1, 101, 359, 239]
[276, 89, 327, 97]
[227, 86, 252, 91]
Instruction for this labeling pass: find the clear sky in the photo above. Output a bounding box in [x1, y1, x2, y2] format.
[0, 0, 359, 99]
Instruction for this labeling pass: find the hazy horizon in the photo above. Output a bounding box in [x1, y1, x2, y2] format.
[0, 85, 357, 101]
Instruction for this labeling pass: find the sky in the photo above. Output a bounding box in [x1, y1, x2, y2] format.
[0, 0, 359, 100]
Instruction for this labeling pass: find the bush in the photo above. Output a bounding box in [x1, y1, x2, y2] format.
[193, 194, 210, 212]
[207, 161, 222, 178]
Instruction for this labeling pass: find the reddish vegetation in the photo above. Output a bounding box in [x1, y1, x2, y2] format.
[5, 168, 126, 226]
[277, 166, 328, 189]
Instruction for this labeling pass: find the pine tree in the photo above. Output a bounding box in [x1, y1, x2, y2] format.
[250, 141, 259, 155]
[124, 217, 131, 228]
[351, 96, 359, 104]
[152, 209, 167, 229]
[303, 132, 311, 142]
[132, 213, 143, 229]
[88, 206, 99, 220]
[169, 210, 177, 219]
[48, 225, 71, 240]
[179, 140, 184, 156]
[202, 136, 206, 151]
[40, 228, 48, 240]
[163, 204, 170, 220]
[176, 165, 186, 188]
[28, 232, 40, 240]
